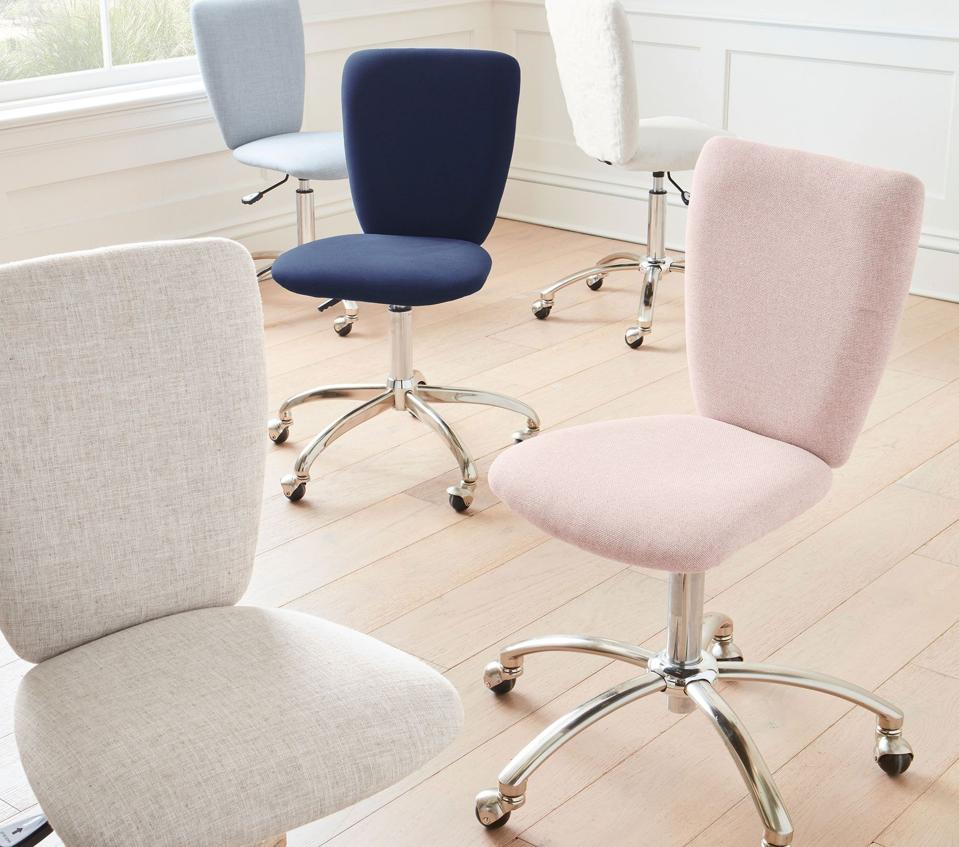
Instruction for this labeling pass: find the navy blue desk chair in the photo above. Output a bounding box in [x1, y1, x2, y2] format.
[268, 48, 541, 512]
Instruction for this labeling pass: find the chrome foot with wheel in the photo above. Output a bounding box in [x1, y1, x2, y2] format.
[268, 418, 291, 444]
[474, 789, 520, 829]
[585, 273, 604, 291]
[531, 298, 552, 320]
[703, 613, 744, 663]
[624, 326, 646, 349]
[333, 315, 353, 337]
[447, 483, 475, 513]
[875, 728, 914, 776]
[280, 473, 307, 502]
[512, 424, 539, 444]
[483, 660, 521, 694]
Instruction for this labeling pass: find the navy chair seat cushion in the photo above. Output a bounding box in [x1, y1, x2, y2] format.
[271, 234, 492, 306]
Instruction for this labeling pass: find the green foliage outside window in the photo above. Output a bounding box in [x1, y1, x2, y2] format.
[0, 0, 194, 83]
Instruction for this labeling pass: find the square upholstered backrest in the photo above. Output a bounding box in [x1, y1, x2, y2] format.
[545, 0, 639, 166]
[342, 48, 520, 246]
[0, 240, 266, 663]
[192, 0, 305, 150]
[686, 138, 924, 468]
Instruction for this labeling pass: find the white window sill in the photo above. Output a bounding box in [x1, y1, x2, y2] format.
[0, 76, 208, 132]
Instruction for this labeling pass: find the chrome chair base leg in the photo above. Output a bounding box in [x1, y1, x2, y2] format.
[531, 173, 686, 349]
[271, 307, 540, 510]
[475, 573, 912, 844]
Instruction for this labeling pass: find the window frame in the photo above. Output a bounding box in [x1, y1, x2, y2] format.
[0, 0, 198, 107]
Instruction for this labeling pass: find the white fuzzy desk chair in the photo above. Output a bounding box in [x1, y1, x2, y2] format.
[531, 0, 729, 348]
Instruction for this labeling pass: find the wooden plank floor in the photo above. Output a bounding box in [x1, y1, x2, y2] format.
[3, 218, 959, 846]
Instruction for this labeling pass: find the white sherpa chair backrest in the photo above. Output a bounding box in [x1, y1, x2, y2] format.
[545, 0, 639, 166]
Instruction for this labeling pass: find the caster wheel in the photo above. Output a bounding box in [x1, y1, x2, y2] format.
[333, 318, 353, 337]
[281, 474, 307, 502]
[875, 731, 914, 776]
[268, 421, 290, 444]
[531, 299, 552, 320]
[448, 485, 474, 513]
[709, 639, 744, 662]
[586, 274, 604, 291]
[483, 660, 519, 694]
[877, 752, 913, 776]
[512, 428, 538, 444]
[625, 328, 645, 349]
[475, 790, 511, 829]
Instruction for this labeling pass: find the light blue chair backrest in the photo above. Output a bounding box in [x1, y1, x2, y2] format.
[192, 0, 306, 150]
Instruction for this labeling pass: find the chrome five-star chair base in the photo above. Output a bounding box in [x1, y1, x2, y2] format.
[475, 572, 913, 846]
[531, 173, 683, 349]
[269, 306, 540, 511]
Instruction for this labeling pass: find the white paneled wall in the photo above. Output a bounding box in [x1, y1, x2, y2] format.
[494, 0, 959, 300]
[0, 0, 491, 264]
[1, 0, 957, 299]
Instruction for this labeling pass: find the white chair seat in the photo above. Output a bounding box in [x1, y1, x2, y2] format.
[233, 131, 348, 180]
[622, 116, 731, 173]
[15, 605, 461, 847]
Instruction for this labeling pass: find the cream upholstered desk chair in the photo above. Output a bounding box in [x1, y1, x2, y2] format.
[474, 138, 924, 846]
[0, 240, 461, 847]
[192, 0, 360, 337]
[531, 0, 729, 348]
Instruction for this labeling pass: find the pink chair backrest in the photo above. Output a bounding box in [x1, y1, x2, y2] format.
[685, 137, 924, 468]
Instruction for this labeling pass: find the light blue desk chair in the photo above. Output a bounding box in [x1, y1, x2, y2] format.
[192, 0, 359, 336]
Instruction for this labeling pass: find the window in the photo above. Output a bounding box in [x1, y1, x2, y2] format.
[0, 0, 197, 105]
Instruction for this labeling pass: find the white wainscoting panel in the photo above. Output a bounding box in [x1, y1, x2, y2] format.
[494, 0, 959, 301]
[0, 0, 492, 264]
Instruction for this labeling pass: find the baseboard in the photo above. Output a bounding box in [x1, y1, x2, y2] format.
[501, 171, 959, 304]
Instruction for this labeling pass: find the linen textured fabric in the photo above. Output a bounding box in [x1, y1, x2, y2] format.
[232, 131, 348, 181]
[15, 606, 463, 847]
[192, 0, 305, 150]
[0, 239, 266, 663]
[488, 415, 832, 572]
[686, 137, 925, 467]
[271, 234, 492, 305]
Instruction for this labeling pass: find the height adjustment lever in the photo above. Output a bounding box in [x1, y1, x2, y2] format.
[242, 173, 290, 205]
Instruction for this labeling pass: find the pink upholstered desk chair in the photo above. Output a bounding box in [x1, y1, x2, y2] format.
[473, 137, 925, 847]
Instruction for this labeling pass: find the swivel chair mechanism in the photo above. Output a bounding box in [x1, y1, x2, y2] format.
[268, 49, 540, 512]
[475, 138, 924, 845]
[532, 0, 729, 348]
[192, 0, 359, 336]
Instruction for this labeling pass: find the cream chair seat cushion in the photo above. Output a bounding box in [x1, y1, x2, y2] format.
[15, 606, 462, 847]
[489, 415, 832, 573]
[624, 117, 731, 173]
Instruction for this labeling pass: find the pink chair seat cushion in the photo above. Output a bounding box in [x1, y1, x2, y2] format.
[488, 415, 832, 572]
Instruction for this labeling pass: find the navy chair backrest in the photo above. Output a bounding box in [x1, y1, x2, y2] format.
[342, 48, 521, 245]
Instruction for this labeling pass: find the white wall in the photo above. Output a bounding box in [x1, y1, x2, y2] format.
[494, 0, 959, 301]
[0, 0, 491, 263]
[1, 0, 957, 300]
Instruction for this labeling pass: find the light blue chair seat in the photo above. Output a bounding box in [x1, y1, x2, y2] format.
[233, 131, 348, 181]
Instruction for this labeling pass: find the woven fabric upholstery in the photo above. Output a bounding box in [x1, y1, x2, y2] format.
[0, 239, 266, 663]
[271, 234, 491, 306]
[192, 0, 305, 150]
[16, 606, 463, 847]
[686, 137, 925, 467]
[342, 49, 519, 244]
[545, 0, 639, 166]
[232, 131, 348, 181]
[489, 415, 832, 572]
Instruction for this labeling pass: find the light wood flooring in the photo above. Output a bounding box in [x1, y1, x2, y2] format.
[3, 219, 959, 846]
